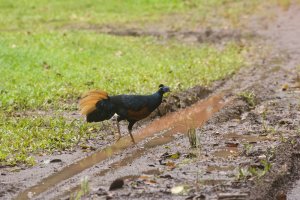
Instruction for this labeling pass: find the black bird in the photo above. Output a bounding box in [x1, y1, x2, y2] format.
[79, 84, 170, 143]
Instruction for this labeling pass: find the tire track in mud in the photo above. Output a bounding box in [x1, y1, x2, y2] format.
[248, 4, 300, 200]
[16, 95, 228, 199]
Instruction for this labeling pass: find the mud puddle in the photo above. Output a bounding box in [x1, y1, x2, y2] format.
[223, 132, 270, 144]
[211, 133, 271, 158]
[16, 94, 227, 199]
[212, 147, 239, 158]
[206, 165, 236, 172]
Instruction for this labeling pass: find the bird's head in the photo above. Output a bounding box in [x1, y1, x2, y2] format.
[158, 84, 170, 94]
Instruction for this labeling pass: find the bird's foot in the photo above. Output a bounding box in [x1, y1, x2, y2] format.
[129, 133, 136, 144]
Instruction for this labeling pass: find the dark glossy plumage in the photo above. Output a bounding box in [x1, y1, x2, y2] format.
[80, 84, 170, 143]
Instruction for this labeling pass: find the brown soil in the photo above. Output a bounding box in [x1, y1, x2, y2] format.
[1, 3, 300, 200]
[64, 23, 256, 44]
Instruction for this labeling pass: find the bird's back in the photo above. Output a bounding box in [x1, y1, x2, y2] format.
[110, 92, 162, 121]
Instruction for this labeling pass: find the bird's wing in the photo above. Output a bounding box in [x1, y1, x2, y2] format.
[120, 95, 149, 111]
[127, 106, 151, 120]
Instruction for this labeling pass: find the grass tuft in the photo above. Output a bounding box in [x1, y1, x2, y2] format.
[238, 91, 256, 108]
[187, 128, 199, 149]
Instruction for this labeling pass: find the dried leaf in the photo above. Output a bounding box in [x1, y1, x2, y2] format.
[166, 161, 176, 170]
[159, 174, 173, 179]
[144, 179, 157, 185]
[50, 158, 62, 163]
[171, 185, 184, 194]
[282, 84, 289, 91]
[225, 142, 239, 148]
[109, 178, 124, 191]
[139, 175, 150, 180]
[43, 159, 50, 164]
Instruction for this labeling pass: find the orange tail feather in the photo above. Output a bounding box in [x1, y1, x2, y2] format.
[79, 90, 108, 115]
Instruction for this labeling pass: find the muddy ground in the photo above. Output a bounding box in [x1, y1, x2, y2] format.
[1, 3, 300, 200]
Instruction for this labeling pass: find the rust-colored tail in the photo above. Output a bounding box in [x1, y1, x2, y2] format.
[79, 90, 108, 115]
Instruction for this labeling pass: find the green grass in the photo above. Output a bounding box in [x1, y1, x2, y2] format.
[0, 31, 244, 112]
[0, 0, 271, 166]
[0, 0, 272, 31]
[0, 0, 186, 30]
[0, 115, 90, 166]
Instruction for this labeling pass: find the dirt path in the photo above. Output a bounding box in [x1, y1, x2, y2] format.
[1, 4, 300, 200]
[249, 5, 300, 200]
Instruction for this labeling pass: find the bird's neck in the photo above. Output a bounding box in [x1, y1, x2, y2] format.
[154, 90, 163, 103]
[154, 90, 164, 98]
[157, 89, 165, 96]
[146, 91, 163, 111]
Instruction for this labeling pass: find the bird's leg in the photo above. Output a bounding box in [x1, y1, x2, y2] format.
[128, 121, 136, 143]
[115, 116, 122, 141]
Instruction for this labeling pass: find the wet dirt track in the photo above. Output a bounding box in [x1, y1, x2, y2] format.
[1, 3, 300, 200]
[14, 95, 226, 199]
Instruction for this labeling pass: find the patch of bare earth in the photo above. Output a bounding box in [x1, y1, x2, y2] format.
[64, 23, 257, 45]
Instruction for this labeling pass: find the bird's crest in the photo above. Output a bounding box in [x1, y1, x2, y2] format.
[79, 90, 108, 115]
